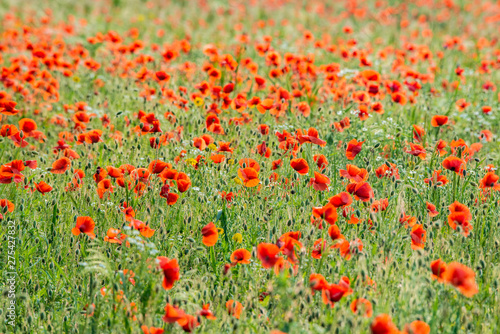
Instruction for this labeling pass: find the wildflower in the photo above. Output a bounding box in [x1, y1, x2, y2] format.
[410, 224, 426, 250]
[201, 222, 218, 246]
[290, 158, 309, 175]
[443, 262, 479, 297]
[226, 300, 243, 319]
[230, 248, 251, 265]
[345, 139, 364, 160]
[430, 259, 447, 282]
[71, 216, 96, 239]
[442, 156, 466, 175]
[350, 298, 373, 318]
[431, 115, 449, 127]
[157, 257, 180, 290]
[232, 233, 243, 243]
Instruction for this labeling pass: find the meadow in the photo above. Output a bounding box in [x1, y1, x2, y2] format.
[0, 0, 500, 333]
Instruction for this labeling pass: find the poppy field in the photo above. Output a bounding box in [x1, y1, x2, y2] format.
[1, 0, 500, 333]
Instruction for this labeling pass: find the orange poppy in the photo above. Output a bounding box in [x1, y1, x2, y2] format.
[479, 172, 500, 190]
[443, 262, 478, 297]
[405, 142, 426, 159]
[51, 157, 71, 174]
[313, 154, 328, 170]
[34, 181, 53, 195]
[198, 304, 216, 320]
[290, 158, 309, 175]
[370, 314, 399, 334]
[410, 224, 426, 250]
[309, 172, 330, 191]
[346, 182, 374, 202]
[426, 202, 439, 217]
[340, 164, 368, 183]
[104, 228, 126, 244]
[345, 139, 364, 160]
[403, 321, 430, 334]
[312, 203, 338, 226]
[256, 243, 281, 268]
[176, 172, 192, 192]
[201, 222, 218, 246]
[238, 167, 260, 187]
[431, 115, 449, 127]
[442, 156, 466, 175]
[329, 192, 353, 208]
[141, 325, 164, 334]
[97, 179, 114, 199]
[226, 300, 243, 319]
[321, 283, 348, 308]
[230, 249, 251, 265]
[424, 170, 449, 186]
[157, 256, 180, 290]
[328, 224, 344, 241]
[71, 216, 96, 239]
[350, 298, 373, 318]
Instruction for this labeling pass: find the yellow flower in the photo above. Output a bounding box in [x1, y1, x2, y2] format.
[217, 227, 224, 236]
[232, 233, 243, 243]
[234, 177, 242, 185]
[228, 159, 235, 165]
[194, 97, 204, 107]
[185, 158, 197, 166]
[137, 14, 145, 22]
[208, 143, 217, 151]
[72, 76, 81, 83]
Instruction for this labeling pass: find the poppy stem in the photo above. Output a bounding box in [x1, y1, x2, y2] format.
[452, 171, 458, 202]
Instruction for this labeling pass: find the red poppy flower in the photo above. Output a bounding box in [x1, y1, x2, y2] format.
[230, 249, 251, 265]
[479, 172, 500, 190]
[442, 156, 466, 175]
[309, 273, 328, 293]
[51, 157, 71, 174]
[345, 139, 364, 160]
[201, 222, 218, 246]
[310, 172, 330, 191]
[198, 304, 216, 320]
[256, 243, 281, 268]
[370, 314, 399, 334]
[238, 167, 260, 187]
[430, 259, 447, 282]
[403, 321, 430, 334]
[346, 182, 374, 202]
[431, 115, 449, 127]
[329, 192, 353, 208]
[405, 142, 426, 159]
[443, 262, 478, 297]
[328, 224, 344, 241]
[426, 202, 439, 217]
[424, 170, 449, 186]
[312, 203, 338, 226]
[410, 224, 426, 250]
[176, 172, 192, 192]
[157, 256, 180, 290]
[290, 158, 309, 175]
[321, 283, 348, 308]
[340, 164, 368, 183]
[34, 181, 53, 195]
[313, 154, 328, 170]
[226, 300, 243, 319]
[71, 216, 96, 239]
[350, 298, 373, 318]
